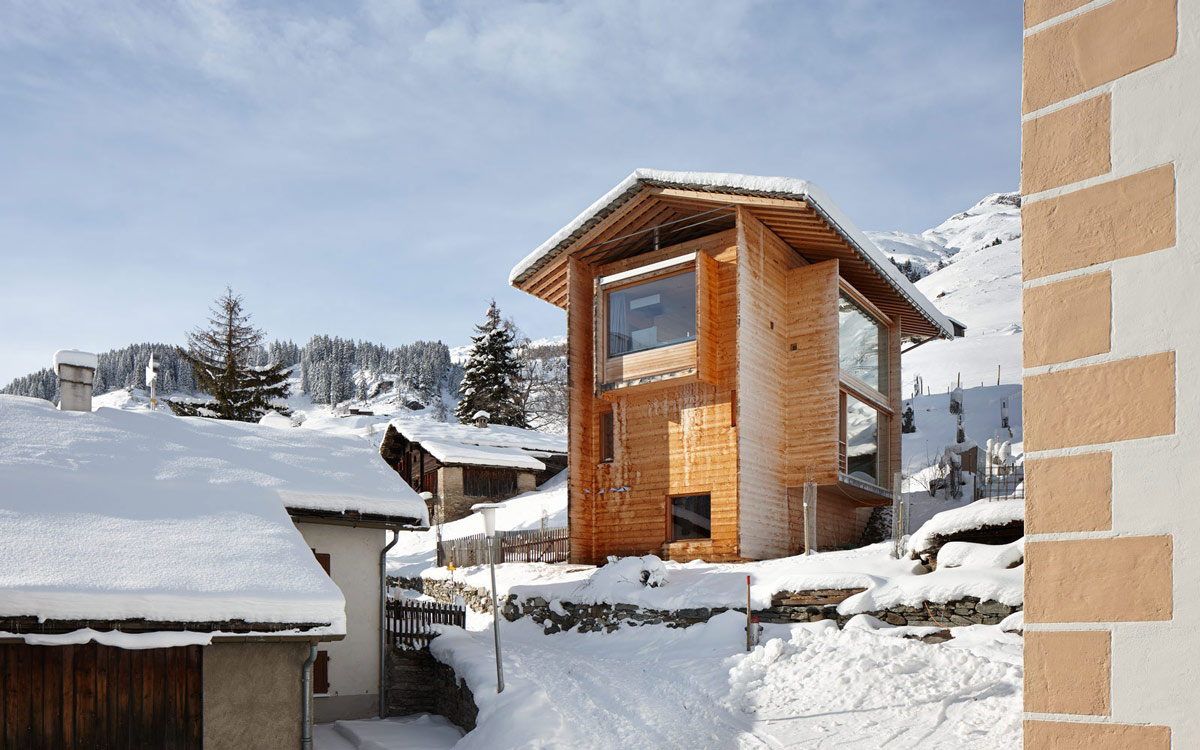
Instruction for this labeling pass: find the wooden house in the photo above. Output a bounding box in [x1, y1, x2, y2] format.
[509, 170, 960, 563]
[380, 417, 567, 524]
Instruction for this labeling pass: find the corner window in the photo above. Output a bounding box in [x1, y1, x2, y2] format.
[670, 493, 711, 541]
[841, 393, 881, 486]
[838, 292, 888, 394]
[606, 271, 697, 357]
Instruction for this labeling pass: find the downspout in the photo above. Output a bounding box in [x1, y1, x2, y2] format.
[301, 644, 317, 750]
[379, 527, 400, 719]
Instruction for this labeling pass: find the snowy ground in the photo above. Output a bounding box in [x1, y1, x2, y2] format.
[419, 610, 1021, 749]
[315, 714, 464, 750]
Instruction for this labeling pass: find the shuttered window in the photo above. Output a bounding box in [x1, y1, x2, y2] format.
[314, 651, 330, 695]
[463, 467, 518, 497]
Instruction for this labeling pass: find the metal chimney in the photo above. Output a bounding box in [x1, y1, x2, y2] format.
[53, 349, 98, 412]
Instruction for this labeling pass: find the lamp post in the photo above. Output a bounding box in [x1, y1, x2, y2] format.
[471, 502, 504, 693]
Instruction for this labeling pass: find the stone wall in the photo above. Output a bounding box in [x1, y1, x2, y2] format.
[386, 646, 478, 733]
[392, 576, 1021, 634]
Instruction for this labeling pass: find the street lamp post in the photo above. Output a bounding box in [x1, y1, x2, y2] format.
[471, 502, 504, 693]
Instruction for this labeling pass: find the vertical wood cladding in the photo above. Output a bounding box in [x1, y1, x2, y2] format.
[586, 233, 740, 562]
[784, 259, 841, 489]
[738, 209, 801, 560]
[0, 643, 201, 750]
[567, 256, 597, 563]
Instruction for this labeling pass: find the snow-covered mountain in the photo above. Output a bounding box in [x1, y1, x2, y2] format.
[867, 192, 1022, 395]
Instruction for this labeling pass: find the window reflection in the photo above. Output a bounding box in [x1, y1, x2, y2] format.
[607, 271, 697, 357]
[838, 293, 888, 393]
[844, 394, 879, 485]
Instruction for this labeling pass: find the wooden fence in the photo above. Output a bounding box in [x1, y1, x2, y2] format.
[385, 599, 467, 650]
[437, 527, 570, 568]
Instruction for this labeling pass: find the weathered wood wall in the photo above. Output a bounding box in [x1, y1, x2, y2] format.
[575, 230, 739, 563]
[737, 209, 803, 560]
[567, 255, 598, 564]
[0, 643, 201, 750]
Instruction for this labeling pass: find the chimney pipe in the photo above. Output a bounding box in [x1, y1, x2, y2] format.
[53, 349, 98, 412]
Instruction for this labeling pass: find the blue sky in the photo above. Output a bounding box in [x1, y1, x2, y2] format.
[0, 1, 1021, 384]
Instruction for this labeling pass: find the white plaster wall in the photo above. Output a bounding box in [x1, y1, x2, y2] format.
[294, 521, 385, 710]
[1105, 2, 1200, 742]
[1023, 1, 1200, 743]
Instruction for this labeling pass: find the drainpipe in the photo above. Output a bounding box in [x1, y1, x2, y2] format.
[301, 644, 317, 750]
[379, 527, 400, 719]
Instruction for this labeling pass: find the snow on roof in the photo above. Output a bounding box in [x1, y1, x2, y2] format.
[509, 169, 955, 339]
[472, 410, 490, 420]
[0, 395, 426, 628]
[52, 349, 98, 373]
[389, 417, 566, 466]
[420, 439, 546, 471]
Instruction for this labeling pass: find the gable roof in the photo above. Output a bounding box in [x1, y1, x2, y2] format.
[510, 169, 958, 341]
[0, 396, 425, 633]
[386, 418, 566, 471]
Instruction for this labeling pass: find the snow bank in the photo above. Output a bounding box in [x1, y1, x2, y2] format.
[937, 539, 1024, 570]
[0, 394, 425, 627]
[52, 349, 98, 373]
[909, 499, 1025, 555]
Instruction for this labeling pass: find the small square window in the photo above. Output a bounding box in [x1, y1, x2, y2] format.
[670, 494, 711, 541]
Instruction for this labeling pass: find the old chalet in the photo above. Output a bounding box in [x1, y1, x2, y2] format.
[510, 169, 959, 564]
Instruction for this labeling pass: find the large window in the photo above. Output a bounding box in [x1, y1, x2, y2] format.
[670, 493, 711, 541]
[606, 271, 697, 357]
[838, 292, 888, 393]
[842, 394, 880, 486]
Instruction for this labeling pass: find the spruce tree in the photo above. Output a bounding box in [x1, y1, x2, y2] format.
[454, 300, 526, 427]
[177, 288, 290, 422]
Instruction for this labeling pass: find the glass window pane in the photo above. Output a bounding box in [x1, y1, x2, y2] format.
[838, 293, 888, 393]
[607, 271, 697, 357]
[843, 394, 879, 486]
[670, 494, 710, 540]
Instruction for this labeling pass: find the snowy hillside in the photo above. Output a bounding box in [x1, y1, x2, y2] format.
[867, 192, 1022, 394]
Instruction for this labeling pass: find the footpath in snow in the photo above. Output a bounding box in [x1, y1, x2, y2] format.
[421, 609, 1021, 749]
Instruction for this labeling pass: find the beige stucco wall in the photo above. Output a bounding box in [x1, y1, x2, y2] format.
[203, 641, 309, 750]
[1022, 0, 1195, 746]
[294, 521, 385, 722]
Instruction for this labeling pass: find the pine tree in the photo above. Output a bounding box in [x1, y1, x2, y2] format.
[177, 288, 290, 422]
[454, 300, 525, 427]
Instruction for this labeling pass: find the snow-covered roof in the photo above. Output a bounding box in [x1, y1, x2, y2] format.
[420, 440, 546, 471]
[909, 499, 1025, 556]
[52, 349, 97, 374]
[0, 395, 426, 630]
[509, 169, 956, 339]
[389, 418, 566, 470]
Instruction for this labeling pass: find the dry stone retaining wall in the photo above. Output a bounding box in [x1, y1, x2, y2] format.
[392, 577, 1020, 633]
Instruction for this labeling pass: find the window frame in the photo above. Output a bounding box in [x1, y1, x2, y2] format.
[668, 492, 712, 542]
[837, 280, 893, 403]
[599, 258, 699, 362]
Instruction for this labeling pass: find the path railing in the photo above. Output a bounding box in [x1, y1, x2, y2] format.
[437, 527, 570, 568]
[974, 461, 1025, 502]
[385, 598, 466, 650]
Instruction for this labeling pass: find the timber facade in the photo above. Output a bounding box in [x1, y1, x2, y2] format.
[512, 171, 956, 563]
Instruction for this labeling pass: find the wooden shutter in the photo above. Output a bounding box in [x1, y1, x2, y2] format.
[313, 551, 331, 576]
[313, 651, 330, 695]
[695, 251, 718, 385]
